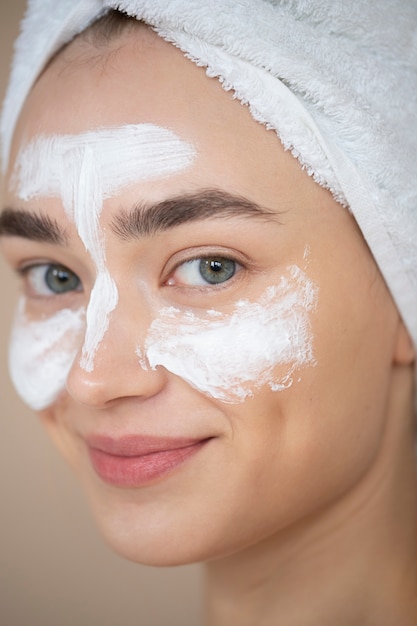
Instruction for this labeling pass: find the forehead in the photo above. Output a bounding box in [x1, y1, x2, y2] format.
[7, 25, 323, 212]
[11, 27, 249, 158]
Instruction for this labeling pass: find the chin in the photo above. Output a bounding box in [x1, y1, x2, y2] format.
[88, 502, 215, 567]
[77, 472, 206, 566]
[101, 531, 203, 567]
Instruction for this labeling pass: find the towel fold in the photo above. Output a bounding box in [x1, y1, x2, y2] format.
[2, 0, 417, 346]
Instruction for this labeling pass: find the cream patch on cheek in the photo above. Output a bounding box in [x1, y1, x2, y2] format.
[8, 299, 85, 410]
[13, 124, 196, 374]
[138, 265, 318, 403]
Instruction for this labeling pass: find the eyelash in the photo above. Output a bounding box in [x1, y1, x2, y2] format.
[167, 254, 243, 289]
[18, 262, 83, 298]
[17, 250, 244, 300]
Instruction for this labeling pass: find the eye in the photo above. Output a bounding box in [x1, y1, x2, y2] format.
[21, 263, 82, 297]
[169, 256, 240, 287]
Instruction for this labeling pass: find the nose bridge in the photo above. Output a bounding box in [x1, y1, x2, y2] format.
[79, 269, 119, 373]
[66, 284, 165, 407]
[92, 283, 150, 358]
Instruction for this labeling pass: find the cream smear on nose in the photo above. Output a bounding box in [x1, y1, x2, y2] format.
[9, 300, 85, 410]
[138, 265, 317, 403]
[13, 124, 196, 374]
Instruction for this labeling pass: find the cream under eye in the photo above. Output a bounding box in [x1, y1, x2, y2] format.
[170, 256, 240, 286]
[21, 263, 82, 297]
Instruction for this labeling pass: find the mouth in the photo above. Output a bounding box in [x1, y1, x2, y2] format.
[86, 434, 211, 488]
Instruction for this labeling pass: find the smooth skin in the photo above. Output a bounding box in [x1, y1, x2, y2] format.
[1, 21, 417, 626]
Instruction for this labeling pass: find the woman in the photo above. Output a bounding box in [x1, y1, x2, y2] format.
[1, 1, 416, 624]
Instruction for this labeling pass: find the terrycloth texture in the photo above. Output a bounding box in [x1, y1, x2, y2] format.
[1, 0, 417, 347]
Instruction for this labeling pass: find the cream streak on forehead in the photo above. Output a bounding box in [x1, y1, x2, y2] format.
[138, 265, 317, 403]
[13, 125, 196, 199]
[13, 124, 196, 373]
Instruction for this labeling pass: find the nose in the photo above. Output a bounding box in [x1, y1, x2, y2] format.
[66, 298, 168, 409]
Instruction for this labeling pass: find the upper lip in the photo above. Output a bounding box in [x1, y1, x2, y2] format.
[85, 434, 210, 457]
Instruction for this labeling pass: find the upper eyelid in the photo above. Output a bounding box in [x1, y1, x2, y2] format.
[166, 252, 244, 280]
[18, 262, 83, 293]
[166, 246, 252, 272]
[18, 261, 81, 275]
[18, 260, 50, 273]
[174, 252, 243, 268]
[10, 255, 85, 282]
[17, 260, 66, 276]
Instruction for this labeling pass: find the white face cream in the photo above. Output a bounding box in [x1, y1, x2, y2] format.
[13, 124, 196, 373]
[9, 123, 195, 410]
[10, 126, 316, 410]
[9, 299, 85, 410]
[137, 265, 318, 403]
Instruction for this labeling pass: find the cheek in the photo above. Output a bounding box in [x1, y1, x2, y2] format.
[275, 269, 400, 503]
[8, 300, 85, 410]
[312, 265, 397, 421]
[139, 265, 318, 402]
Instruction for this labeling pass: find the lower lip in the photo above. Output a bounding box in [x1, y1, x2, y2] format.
[88, 440, 208, 488]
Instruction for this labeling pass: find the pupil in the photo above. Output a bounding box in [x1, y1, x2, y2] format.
[210, 260, 223, 272]
[55, 269, 69, 283]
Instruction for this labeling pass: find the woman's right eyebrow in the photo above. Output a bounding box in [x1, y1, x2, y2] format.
[0, 208, 67, 244]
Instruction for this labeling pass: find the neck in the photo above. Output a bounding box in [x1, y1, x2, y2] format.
[204, 369, 417, 626]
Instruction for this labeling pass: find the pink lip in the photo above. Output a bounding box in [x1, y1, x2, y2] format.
[86, 435, 210, 488]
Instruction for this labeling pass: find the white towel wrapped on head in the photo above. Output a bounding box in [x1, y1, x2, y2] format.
[2, 0, 417, 347]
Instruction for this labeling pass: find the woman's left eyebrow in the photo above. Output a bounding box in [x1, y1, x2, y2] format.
[0, 208, 68, 244]
[111, 189, 281, 240]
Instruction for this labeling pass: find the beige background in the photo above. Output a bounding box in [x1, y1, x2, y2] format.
[0, 3, 202, 625]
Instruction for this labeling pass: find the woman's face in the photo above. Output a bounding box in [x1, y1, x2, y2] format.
[0, 25, 404, 565]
